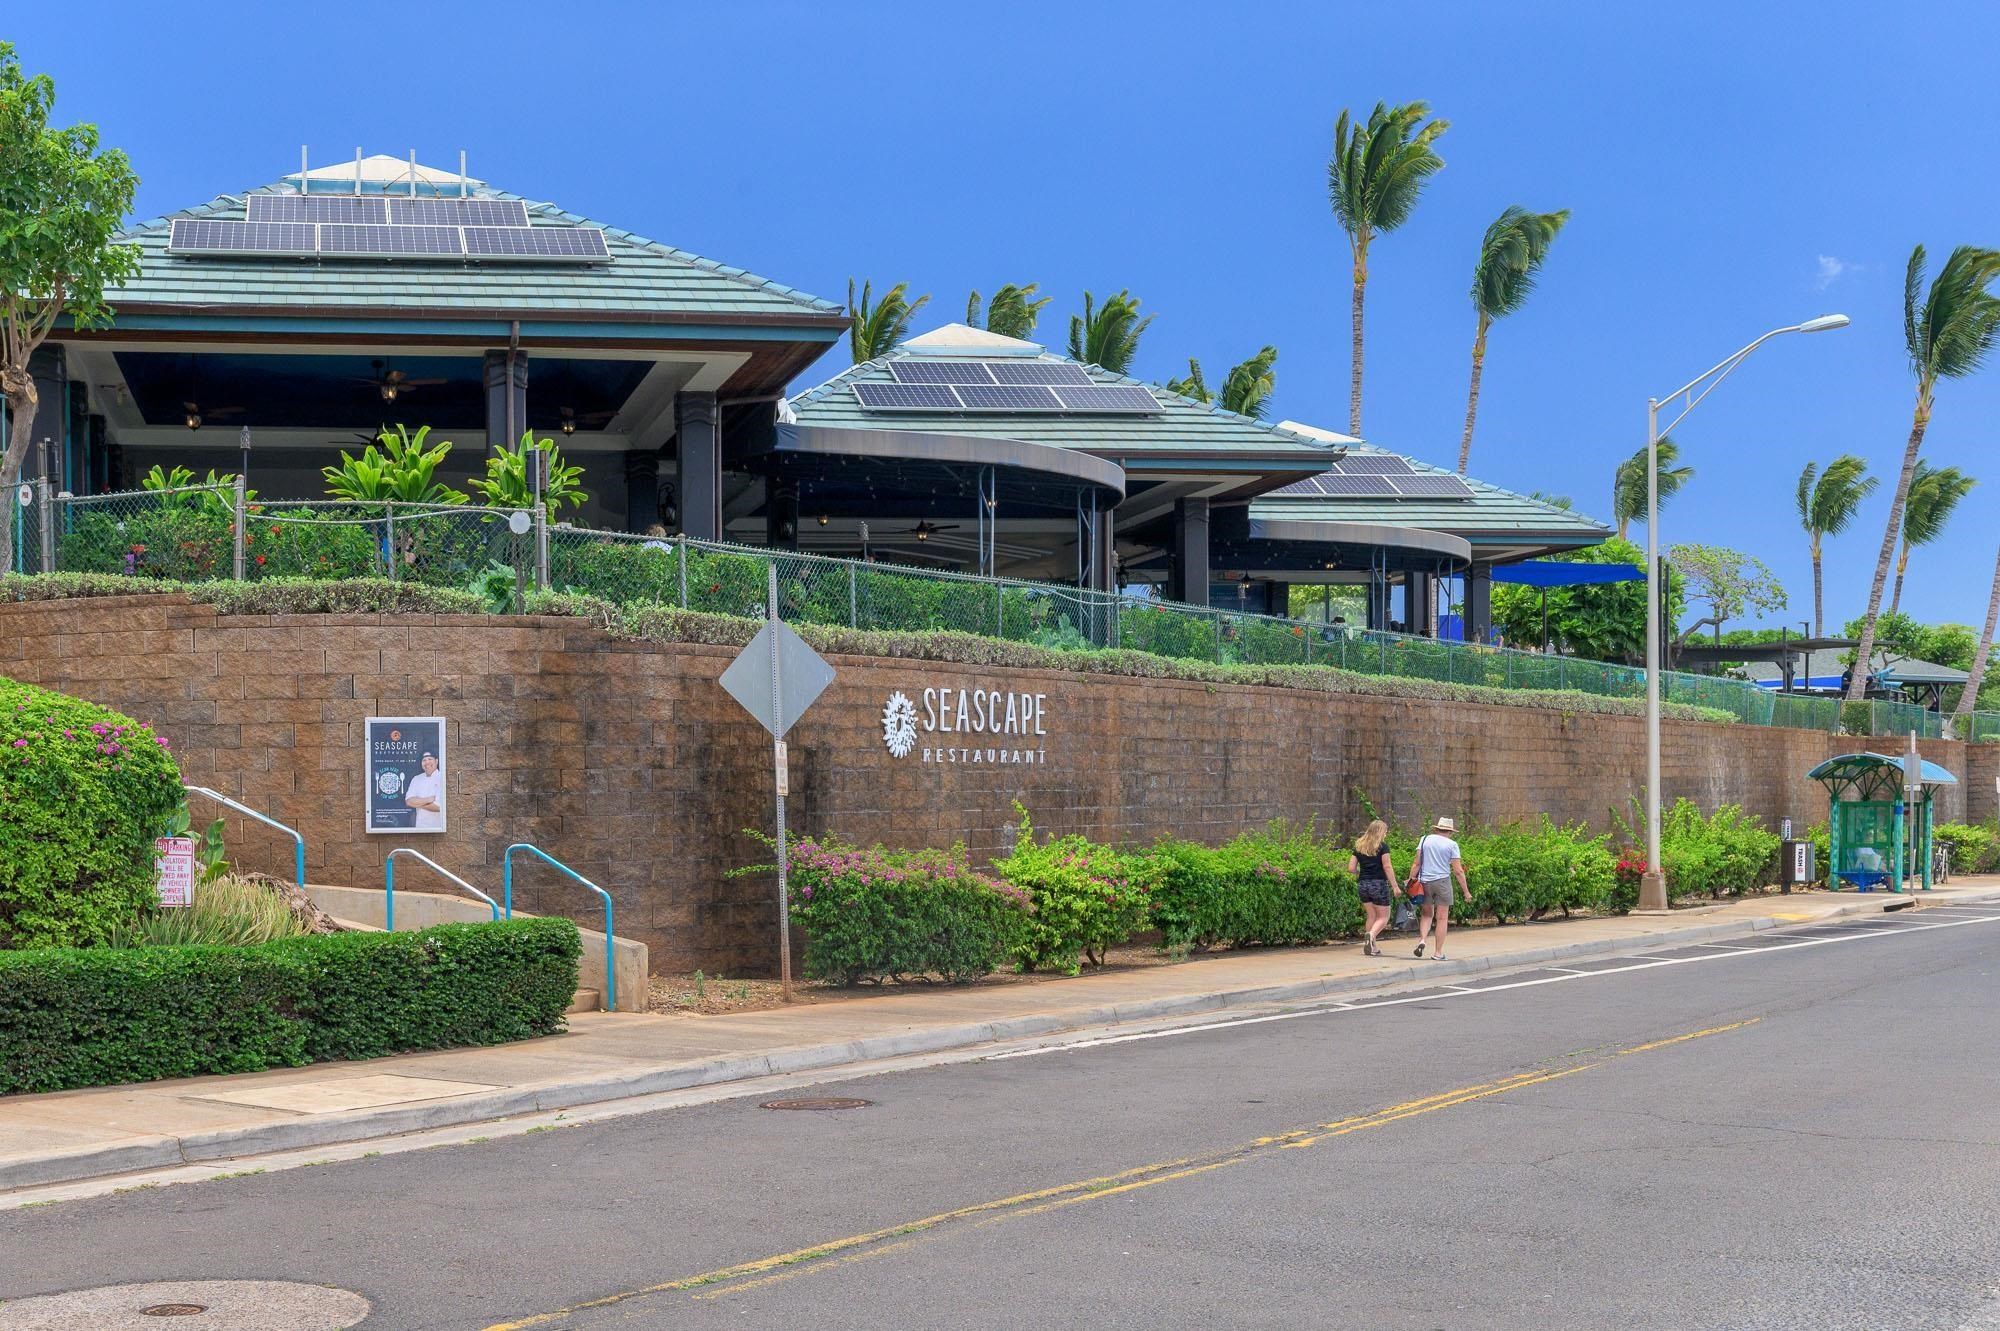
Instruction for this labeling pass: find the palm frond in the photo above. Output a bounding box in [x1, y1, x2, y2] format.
[1902, 461, 1977, 547]
[1798, 453, 1876, 539]
[1067, 289, 1153, 373]
[1471, 205, 1571, 319]
[848, 278, 930, 362]
[1910, 244, 2000, 384]
[1166, 358, 1210, 403]
[1326, 100, 1449, 246]
[1219, 345, 1279, 418]
[1612, 436, 1692, 527]
[983, 283, 1051, 340]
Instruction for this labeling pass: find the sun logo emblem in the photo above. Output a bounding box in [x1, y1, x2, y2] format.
[882, 691, 919, 758]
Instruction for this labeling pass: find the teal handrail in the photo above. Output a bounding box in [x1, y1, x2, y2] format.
[184, 784, 305, 887]
[384, 848, 500, 932]
[502, 842, 616, 1011]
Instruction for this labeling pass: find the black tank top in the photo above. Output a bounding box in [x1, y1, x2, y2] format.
[1356, 849, 1390, 884]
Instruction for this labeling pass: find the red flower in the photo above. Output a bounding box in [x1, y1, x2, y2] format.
[254, 555, 266, 566]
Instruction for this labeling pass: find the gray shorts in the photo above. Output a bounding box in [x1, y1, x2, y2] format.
[1420, 877, 1454, 908]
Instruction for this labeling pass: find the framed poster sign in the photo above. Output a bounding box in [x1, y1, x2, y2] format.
[365, 716, 446, 834]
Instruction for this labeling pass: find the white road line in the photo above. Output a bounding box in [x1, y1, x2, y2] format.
[1692, 942, 1759, 951]
[986, 914, 2000, 1060]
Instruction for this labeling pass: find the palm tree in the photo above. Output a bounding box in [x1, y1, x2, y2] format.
[965, 283, 1051, 340]
[1848, 245, 2000, 701]
[1890, 461, 1975, 615]
[1458, 206, 1570, 473]
[1528, 490, 1574, 510]
[1955, 546, 2000, 729]
[1611, 436, 1693, 541]
[1068, 290, 1153, 373]
[1327, 100, 1449, 435]
[1794, 455, 1876, 636]
[848, 279, 930, 362]
[1170, 347, 1279, 418]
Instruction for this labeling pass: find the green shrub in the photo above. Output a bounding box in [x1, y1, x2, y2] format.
[552, 537, 683, 605]
[244, 510, 382, 580]
[1934, 821, 1999, 874]
[106, 873, 309, 948]
[1456, 818, 1615, 924]
[58, 505, 232, 581]
[1149, 838, 1233, 954]
[997, 808, 1162, 974]
[0, 678, 184, 948]
[760, 834, 1030, 984]
[1840, 700, 1873, 736]
[1620, 798, 1779, 902]
[0, 917, 580, 1093]
[1210, 822, 1363, 943]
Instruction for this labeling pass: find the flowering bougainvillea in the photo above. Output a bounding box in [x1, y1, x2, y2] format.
[995, 805, 1165, 975]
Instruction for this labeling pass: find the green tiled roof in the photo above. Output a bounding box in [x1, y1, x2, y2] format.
[787, 345, 1339, 462]
[106, 182, 842, 322]
[1251, 472, 1610, 545]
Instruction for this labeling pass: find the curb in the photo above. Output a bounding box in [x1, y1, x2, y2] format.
[6, 890, 1995, 1194]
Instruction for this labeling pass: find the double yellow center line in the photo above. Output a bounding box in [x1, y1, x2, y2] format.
[484, 1018, 1757, 1328]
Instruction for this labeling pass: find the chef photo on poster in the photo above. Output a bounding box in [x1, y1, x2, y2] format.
[365, 716, 446, 834]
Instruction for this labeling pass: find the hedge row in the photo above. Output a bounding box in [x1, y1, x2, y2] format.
[0, 917, 580, 1094]
[0, 677, 185, 948]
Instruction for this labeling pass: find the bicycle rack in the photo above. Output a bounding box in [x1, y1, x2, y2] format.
[384, 848, 500, 932]
[502, 843, 617, 1012]
[183, 784, 306, 887]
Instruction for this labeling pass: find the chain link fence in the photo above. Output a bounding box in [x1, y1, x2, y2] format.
[15, 484, 1986, 741]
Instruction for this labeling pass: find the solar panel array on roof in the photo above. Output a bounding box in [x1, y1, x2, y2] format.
[1336, 454, 1417, 475]
[388, 198, 529, 227]
[885, 360, 1097, 387]
[247, 195, 389, 224]
[1390, 474, 1476, 497]
[168, 198, 610, 263]
[987, 361, 1093, 386]
[854, 375, 1162, 414]
[462, 226, 610, 261]
[1274, 467, 1475, 500]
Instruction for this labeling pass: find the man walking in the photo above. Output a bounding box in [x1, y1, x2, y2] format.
[1411, 816, 1471, 961]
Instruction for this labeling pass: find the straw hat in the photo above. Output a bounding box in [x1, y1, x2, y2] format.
[1432, 816, 1457, 834]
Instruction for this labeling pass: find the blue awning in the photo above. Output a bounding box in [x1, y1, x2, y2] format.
[1490, 561, 1645, 588]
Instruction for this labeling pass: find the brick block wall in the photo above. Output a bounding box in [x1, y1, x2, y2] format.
[2, 595, 1985, 974]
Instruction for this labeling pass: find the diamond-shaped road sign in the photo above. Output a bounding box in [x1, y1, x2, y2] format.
[718, 621, 836, 739]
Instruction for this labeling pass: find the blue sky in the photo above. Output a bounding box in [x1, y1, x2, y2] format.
[16, 1, 2000, 630]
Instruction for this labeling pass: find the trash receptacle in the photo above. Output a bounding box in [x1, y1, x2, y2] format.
[1778, 839, 1815, 893]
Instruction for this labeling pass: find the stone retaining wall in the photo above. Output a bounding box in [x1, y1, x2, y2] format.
[3, 595, 1982, 973]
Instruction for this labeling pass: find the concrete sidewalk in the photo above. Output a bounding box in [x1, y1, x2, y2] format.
[5, 881, 1996, 1195]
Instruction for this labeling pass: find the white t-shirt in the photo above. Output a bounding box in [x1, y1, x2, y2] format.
[406, 771, 444, 829]
[1415, 833, 1461, 883]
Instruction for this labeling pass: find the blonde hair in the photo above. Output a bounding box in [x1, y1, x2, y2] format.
[1355, 819, 1388, 857]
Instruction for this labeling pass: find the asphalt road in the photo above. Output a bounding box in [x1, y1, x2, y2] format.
[4, 906, 1998, 1330]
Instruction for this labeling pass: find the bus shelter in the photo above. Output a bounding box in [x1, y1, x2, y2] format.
[1806, 751, 1957, 892]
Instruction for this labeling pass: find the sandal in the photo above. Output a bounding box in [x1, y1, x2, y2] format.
[1431, 953, 1447, 961]
[1413, 942, 1425, 958]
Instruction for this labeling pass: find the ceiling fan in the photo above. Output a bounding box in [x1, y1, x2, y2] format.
[558, 406, 618, 436]
[907, 520, 961, 543]
[350, 359, 446, 403]
[182, 401, 245, 432]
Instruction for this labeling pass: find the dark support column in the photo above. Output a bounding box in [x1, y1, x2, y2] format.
[1265, 581, 1291, 618]
[766, 480, 800, 550]
[676, 391, 721, 541]
[483, 350, 529, 451]
[1168, 496, 1209, 604]
[1406, 571, 1433, 636]
[1091, 508, 1116, 593]
[26, 347, 63, 481]
[1367, 562, 1391, 630]
[1466, 565, 1493, 644]
[623, 451, 660, 532]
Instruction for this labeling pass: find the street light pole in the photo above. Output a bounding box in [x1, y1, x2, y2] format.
[1638, 313, 1849, 913]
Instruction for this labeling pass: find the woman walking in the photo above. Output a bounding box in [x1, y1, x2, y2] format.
[1348, 819, 1401, 956]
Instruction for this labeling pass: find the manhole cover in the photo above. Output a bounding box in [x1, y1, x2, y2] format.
[0, 1280, 368, 1330]
[761, 1096, 872, 1111]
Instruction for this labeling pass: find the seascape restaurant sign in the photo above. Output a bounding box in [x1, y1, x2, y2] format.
[882, 686, 1049, 765]
[365, 716, 447, 833]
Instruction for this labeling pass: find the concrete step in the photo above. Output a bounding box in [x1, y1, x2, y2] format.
[566, 988, 602, 1015]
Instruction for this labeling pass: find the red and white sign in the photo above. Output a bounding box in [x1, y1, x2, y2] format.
[154, 836, 196, 908]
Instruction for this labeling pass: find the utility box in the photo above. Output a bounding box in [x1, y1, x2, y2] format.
[1778, 839, 1815, 893]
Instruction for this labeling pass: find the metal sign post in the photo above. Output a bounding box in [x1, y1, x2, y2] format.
[717, 567, 835, 1002]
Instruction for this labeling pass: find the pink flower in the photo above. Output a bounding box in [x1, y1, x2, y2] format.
[10, 739, 25, 749]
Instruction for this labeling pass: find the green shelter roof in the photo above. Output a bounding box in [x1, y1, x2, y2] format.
[786, 327, 1340, 465]
[105, 178, 844, 325]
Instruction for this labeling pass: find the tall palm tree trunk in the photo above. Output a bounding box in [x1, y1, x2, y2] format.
[1845, 393, 1932, 700]
[1954, 544, 2000, 728]
[1348, 244, 1369, 436]
[1457, 315, 1490, 473]
[1888, 542, 1910, 617]
[1811, 542, 1823, 637]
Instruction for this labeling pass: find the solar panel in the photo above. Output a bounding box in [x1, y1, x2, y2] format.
[1389, 474, 1476, 498]
[853, 383, 961, 410]
[1314, 474, 1400, 497]
[888, 361, 998, 385]
[985, 361, 1093, 386]
[318, 223, 464, 256]
[1051, 385, 1161, 413]
[956, 385, 1063, 410]
[389, 198, 531, 227]
[463, 226, 611, 261]
[247, 195, 388, 224]
[1333, 454, 1417, 475]
[167, 219, 317, 256]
